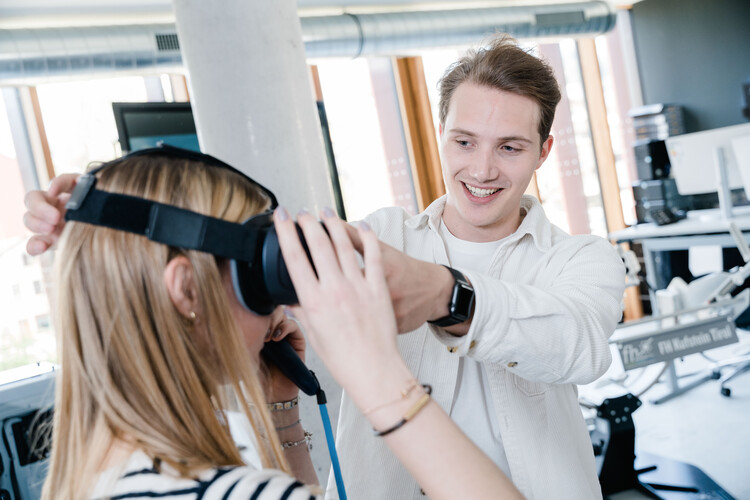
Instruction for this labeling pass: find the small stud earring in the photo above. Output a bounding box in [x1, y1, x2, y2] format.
[189, 311, 196, 321]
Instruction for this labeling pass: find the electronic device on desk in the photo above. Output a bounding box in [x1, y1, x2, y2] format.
[646, 203, 686, 226]
[667, 122, 750, 219]
[634, 138, 671, 181]
[0, 363, 55, 500]
[632, 178, 689, 225]
[629, 104, 686, 142]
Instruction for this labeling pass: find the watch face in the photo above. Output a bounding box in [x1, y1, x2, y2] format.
[450, 281, 475, 320]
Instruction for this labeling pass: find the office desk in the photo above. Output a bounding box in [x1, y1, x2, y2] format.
[608, 210, 750, 403]
[610, 210, 750, 293]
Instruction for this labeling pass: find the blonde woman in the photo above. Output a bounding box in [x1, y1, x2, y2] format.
[43, 151, 317, 499]
[28, 147, 521, 499]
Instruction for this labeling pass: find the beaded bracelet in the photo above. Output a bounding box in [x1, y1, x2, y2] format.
[373, 384, 432, 437]
[267, 395, 299, 412]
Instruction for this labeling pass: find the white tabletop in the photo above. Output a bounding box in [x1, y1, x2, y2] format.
[609, 208, 750, 242]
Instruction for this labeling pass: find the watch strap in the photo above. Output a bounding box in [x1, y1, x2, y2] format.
[428, 265, 474, 327]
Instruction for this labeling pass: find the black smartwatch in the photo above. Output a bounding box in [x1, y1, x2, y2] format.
[428, 265, 475, 327]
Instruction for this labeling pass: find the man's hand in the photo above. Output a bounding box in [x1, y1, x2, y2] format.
[23, 173, 79, 255]
[344, 223, 464, 334]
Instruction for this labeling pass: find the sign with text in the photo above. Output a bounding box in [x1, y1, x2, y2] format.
[615, 315, 738, 371]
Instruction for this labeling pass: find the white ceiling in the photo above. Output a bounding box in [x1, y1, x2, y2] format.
[0, 0, 637, 29]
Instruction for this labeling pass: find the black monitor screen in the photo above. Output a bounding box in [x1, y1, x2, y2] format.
[112, 102, 200, 154]
[112, 101, 346, 219]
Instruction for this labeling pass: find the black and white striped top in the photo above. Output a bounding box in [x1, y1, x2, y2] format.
[91, 450, 317, 500]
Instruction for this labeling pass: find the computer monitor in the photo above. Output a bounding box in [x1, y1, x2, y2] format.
[666, 122, 750, 196]
[112, 101, 347, 219]
[112, 102, 200, 154]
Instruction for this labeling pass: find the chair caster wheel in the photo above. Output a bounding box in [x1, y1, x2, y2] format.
[720, 387, 731, 397]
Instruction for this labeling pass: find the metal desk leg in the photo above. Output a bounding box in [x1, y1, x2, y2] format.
[642, 241, 659, 309]
[651, 360, 720, 405]
[641, 243, 723, 404]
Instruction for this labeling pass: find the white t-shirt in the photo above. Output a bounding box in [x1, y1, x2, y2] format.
[438, 220, 511, 478]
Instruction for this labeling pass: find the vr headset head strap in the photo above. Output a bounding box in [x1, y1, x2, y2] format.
[87, 143, 278, 208]
[65, 144, 275, 262]
[66, 183, 262, 261]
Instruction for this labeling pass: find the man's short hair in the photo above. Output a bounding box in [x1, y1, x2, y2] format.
[438, 35, 562, 145]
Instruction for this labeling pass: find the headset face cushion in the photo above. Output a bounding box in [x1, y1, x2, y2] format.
[230, 211, 277, 316]
[230, 213, 306, 315]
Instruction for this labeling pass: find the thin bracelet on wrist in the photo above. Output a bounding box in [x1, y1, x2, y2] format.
[363, 379, 420, 416]
[267, 395, 299, 412]
[275, 418, 302, 431]
[373, 385, 433, 437]
[281, 430, 313, 450]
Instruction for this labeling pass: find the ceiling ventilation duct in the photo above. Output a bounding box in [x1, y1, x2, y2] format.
[301, 1, 614, 58]
[0, 2, 614, 84]
[0, 24, 182, 85]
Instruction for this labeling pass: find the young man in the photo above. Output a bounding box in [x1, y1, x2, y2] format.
[329, 37, 625, 499]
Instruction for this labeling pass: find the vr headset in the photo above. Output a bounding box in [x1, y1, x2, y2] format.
[65, 144, 302, 316]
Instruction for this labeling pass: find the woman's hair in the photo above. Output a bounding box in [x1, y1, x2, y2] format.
[41, 154, 286, 499]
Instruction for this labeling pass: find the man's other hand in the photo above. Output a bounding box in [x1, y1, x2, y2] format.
[344, 223, 461, 334]
[23, 173, 79, 255]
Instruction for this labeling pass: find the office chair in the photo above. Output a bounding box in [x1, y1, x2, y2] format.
[679, 222, 750, 397]
[715, 343, 750, 397]
[711, 225, 750, 397]
[652, 222, 750, 398]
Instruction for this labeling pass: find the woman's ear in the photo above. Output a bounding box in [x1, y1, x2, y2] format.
[164, 256, 201, 320]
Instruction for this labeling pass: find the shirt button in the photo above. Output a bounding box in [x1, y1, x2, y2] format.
[469, 340, 477, 349]
[507, 361, 518, 368]
[447, 346, 457, 353]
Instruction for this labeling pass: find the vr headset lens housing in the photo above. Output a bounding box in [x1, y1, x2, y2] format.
[230, 212, 302, 315]
[65, 144, 302, 316]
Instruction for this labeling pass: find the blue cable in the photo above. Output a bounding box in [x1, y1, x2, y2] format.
[271, 356, 347, 500]
[317, 391, 347, 500]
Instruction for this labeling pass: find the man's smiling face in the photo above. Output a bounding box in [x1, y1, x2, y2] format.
[439, 81, 553, 242]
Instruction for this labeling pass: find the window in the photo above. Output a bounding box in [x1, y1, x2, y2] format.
[0, 92, 56, 372]
[35, 76, 149, 174]
[35, 314, 51, 331]
[421, 48, 462, 144]
[1, 75, 183, 375]
[537, 40, 607, 237]
[0, 93, 50, 370]
[316, 58, 417, 220]
[35, 75, 180, 175]
[596, 26, 641, 227]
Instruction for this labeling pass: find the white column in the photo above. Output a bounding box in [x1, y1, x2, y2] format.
[171, 0, 334, 214]
[171, 2, 340, 485]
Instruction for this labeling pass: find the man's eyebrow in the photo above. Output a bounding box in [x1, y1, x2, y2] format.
[447, 128, 478, 137]
[448, 128, 534, 144]
[497, 136, 533, 144]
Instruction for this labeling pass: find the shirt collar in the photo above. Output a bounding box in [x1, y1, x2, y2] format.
[515, 195, 554, 251]
[404, 194, 554, 251]
[405, 195, 446, 231]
